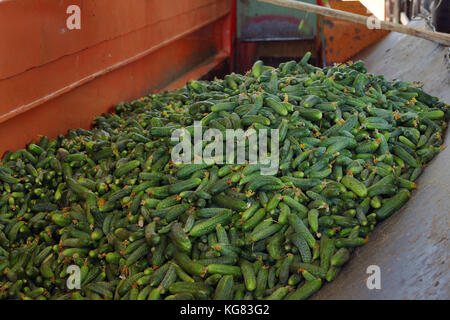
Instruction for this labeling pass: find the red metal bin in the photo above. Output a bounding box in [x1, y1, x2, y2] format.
[0, 0, 236, 156]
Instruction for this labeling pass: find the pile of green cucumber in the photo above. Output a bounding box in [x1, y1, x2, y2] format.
[0, 52, 448, 300]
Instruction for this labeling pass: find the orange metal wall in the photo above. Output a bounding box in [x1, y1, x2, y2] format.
[321, 0, 389, 64]
[0, 0, 234, 155]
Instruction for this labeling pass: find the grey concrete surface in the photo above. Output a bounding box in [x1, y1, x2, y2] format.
[312, 20, 450, 300]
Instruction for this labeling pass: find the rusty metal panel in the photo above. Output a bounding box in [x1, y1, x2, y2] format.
[321, 0, 389, 65]
[0, 0, 225, 79]
[237, 0, 317, 41]
[0, 0, 234, 155]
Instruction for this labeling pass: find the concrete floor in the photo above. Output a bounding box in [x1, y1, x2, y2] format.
[312, 20, 450, 300]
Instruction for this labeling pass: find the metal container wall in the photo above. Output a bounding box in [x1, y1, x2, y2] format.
[237, 0, 317, 41]
[235, 0, 318, 75]
[0, 0, 235, 156]
[320, 0, 389, 64]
